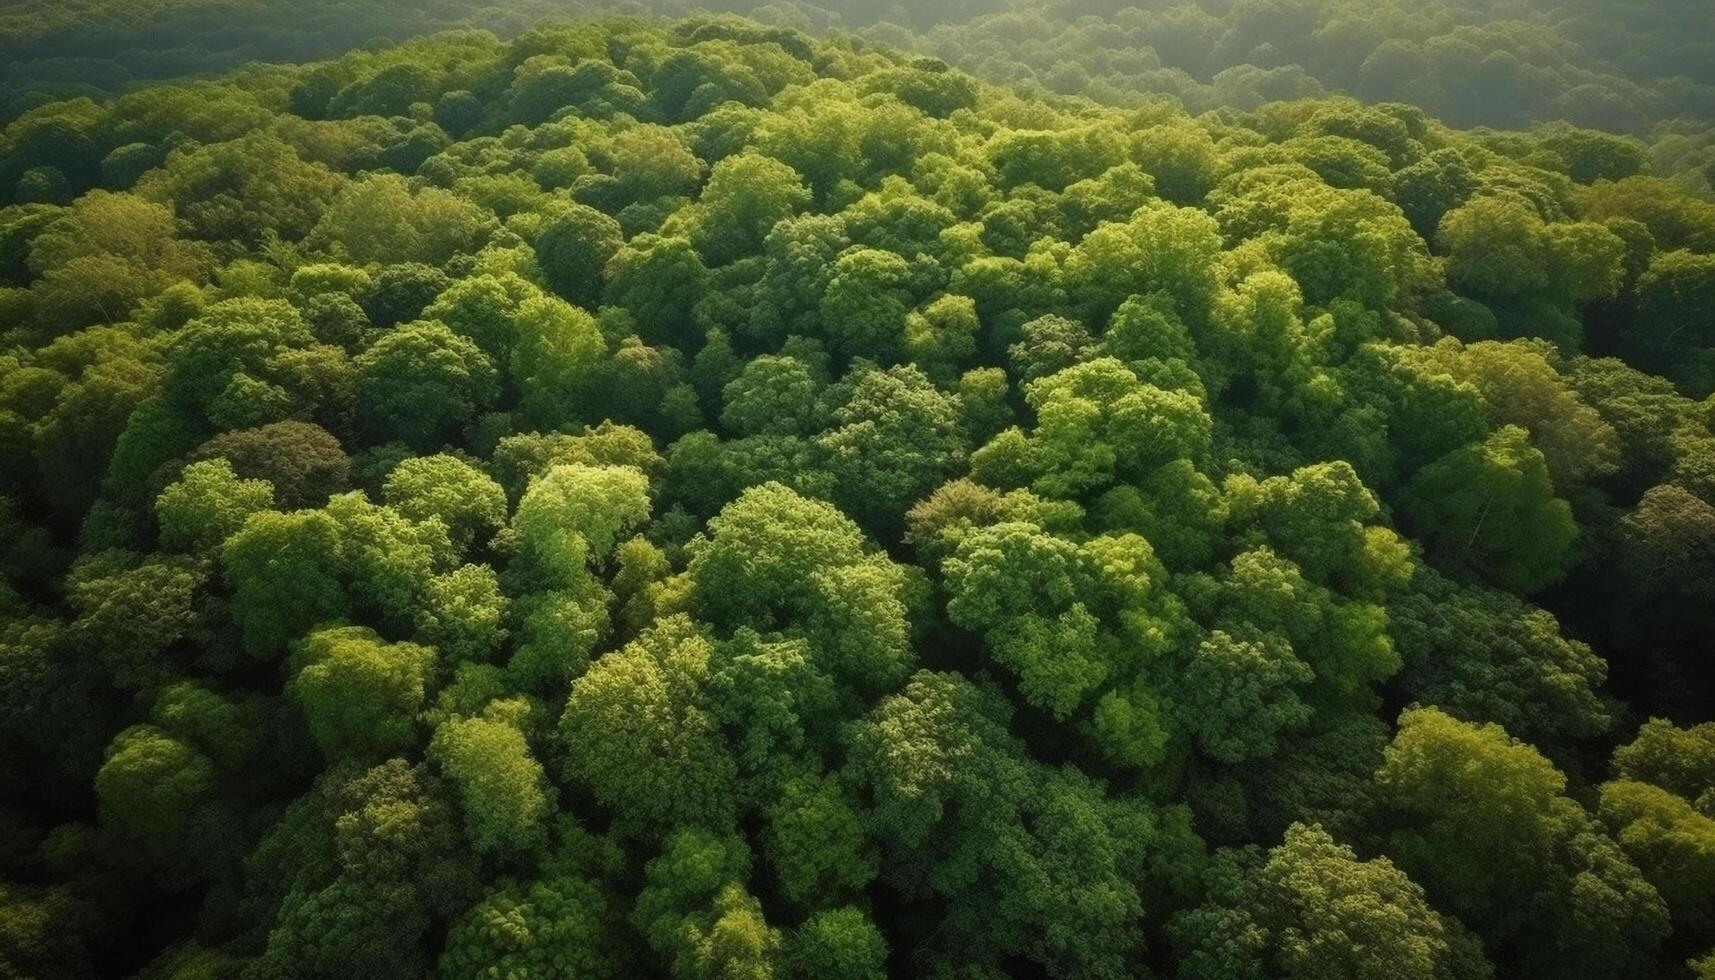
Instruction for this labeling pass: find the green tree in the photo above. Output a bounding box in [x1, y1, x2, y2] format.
[1391, 568, 1611, 747]
[308, 174, 492, 266]
[558, 616, 736, 834]
[287, 625, 435, 760]
[165, 298, 348, 431]
[1398, 427, 1577, 593]
[383, 454, 507, 555]
[817, 247, 914, 364]
[415, 563, 507, 664]
[632, 828, 780, 979]
[720, 354, 827, 437]
[430, 705, 550, 854]
[67, 552, 208, 691]
[222, 509, 346, 658]
[510, 295, 607, 431]
[819, 364, 968, 533]
[1376, 707, 1669, 979]
[439, 844, 629, 979]
[155, 458, 274, 554]
[353, 320, 499, 449]
[421, 272, 538, 364]
[603, 234, 709, 348]
[1172, 823, 1492, 980]
[1612, 719, 1715, 810]
[535, 203, 623, 309]
[1598, 779, 1715, 944]
[1022, 356, 1212, 498]
[188, 420, 350, 510]
[684, 152, 810, 266]
[784, 907, 887, 980]
[689, 482, 912, 694]
[1175, 628, 1313, 764]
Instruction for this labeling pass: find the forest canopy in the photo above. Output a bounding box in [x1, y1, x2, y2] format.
[3, 5, 1715, 980]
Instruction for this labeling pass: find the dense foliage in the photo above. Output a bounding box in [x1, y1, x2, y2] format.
[3, 8, 1715, 980]
[6, 0, 1715, 141]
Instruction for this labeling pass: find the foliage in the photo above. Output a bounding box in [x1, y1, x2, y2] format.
[0, 8, 1712, 980]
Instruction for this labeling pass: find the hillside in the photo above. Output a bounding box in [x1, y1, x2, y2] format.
[2, 11, 1715, 980]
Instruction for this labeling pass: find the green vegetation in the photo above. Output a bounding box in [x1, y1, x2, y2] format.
[2, 5, 1715, 979]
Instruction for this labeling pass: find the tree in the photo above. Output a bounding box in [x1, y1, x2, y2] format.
[504, 462, 650, 692]
[308, 174, 492, 266]
[222, 509, 346, 658]
[1376, 707, 1669, 979]
[603, 234, 710, 348]
[1400, 338, 1620, 488]
[1391, 568, 1611, 747]
[1022, 356, 1213, 498]
[558, 616, 736, 834]
[1393, 147, 1476, 239]
[685, 152, 810, 266]
[1008, 313, 1095, 383]
[941, 518, 1189, 766]
[1063, 202, 1224, 328]
[904, 294, 979, 384]
[510, 295, 607, 431]
[288, 626, 434, 762]
[903, 751, 1180, 977]
[67, 552, 208, 691]
[415, 564, 507, 664]
[817, 247, 914, 364]
[689, 482, 913, 694]
[94, 723, 217, 849]
[819, 364, 968, 533]
[25, 190, 205, 324]
[246, 759, 478, 979]
[1129, 122, 1218, 204]
[535, 203, 623, 309]
[1629, 251, 1715, 390]
[1618, 484, 1715, 604]
[1190, 544, 1401, 706]
[1598, 779, 1715, 945]
[609, 124, 706, 202]
[720, 354, 826, 437]
[1439, 195, 1623, 313]
[941, 521, 1110, 720]
[440, 842, 630, 979]
[1091, 460, 1224, 570]
[421, 272, 539, 364]
[784, 907, 887, 980]
[1398, 427, 1577, 594]
[134, 132, 342, 247]
[1171, 823, 1492, 980]
[632, 829, 780, 978]
[363, 262, 454, 329]
[1219, 178, 1431, 310]
[383, 454, 507, 555]
[353, 320, 498, 449]
[323, 492, 453, 633]
[1222, 460, 1409, 594]
[165, 298, 348, 431]
[155, 458, 274, 554]
[430, 705, 550, 854]
[762, 770, 877, 908]
[1612, 719, 1715, 806]
[1175, 628, 1313, 764]
[187, 420, 350, 511]
[512, 463, 652, 584]
[1235, 714, 1391, 844]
